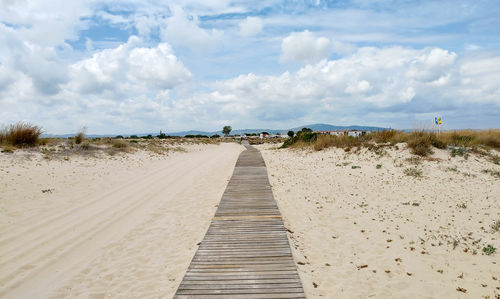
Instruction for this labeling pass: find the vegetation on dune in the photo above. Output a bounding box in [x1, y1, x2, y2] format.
[0, 121, 228, 158]
[74, 127, 87, 145]
[282, 128, 317, 148]
[0, 122, 43, 147]
[282, 129, 500, 157]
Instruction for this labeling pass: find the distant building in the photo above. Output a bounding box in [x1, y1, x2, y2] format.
[348, 130, 363, 137]
[313, 130, 371, 137]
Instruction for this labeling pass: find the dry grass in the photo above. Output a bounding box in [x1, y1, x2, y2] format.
[312, 134, 362, 151]
[284, 129, 500, 157]
[0, 121, 227, 158]
[248, 137, 287, 145]
[74, 127, 87, 145]
[0, 122, 43, 147]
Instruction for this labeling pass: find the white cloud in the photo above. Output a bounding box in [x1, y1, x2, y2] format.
[281, 30, 331, 64]
[465, 44, 480, 51]
[238, 16, 263, 37]
[67, 36, 191, 95]
[160, 5, 223, 50]
[1, 1, 500, 133]
[332, 40, 356, 56]
[195, 46, 500, 128]
[0, 0, 90, 46]
[1, 42, 500, 133]
[0, 23, 69, 95]
[345, 80, 372, 94]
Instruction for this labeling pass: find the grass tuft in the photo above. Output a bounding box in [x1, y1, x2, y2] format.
[482, 245, 496, 255]
[281, 129, 500, 158]
[404, 167, 423, 177]
[0, 122, 42, 147]
[74, 127, 87, 145]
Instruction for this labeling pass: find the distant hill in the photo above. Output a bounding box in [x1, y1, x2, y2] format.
[42, 123, 389, 138]
[163, 124, 388, 136]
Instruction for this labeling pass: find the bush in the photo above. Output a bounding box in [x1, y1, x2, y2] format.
[75, 127, 87, 144]
[313, 134, 361, 151]
[281, 129, 318, 148]
[111, 139, 128, 149]
[280, 128, 500, 154]
[407, 131, 434, 156]
[371, 129, 398, 143]
[0, 122, 43, 146]
[210, 134, 220, 138]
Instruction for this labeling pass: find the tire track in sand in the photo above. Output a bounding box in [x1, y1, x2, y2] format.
[0, 143, 243, 298]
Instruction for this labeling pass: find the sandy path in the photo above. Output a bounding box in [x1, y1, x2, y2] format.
[0, 143, 243, 298]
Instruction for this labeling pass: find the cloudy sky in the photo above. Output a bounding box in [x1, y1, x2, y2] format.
[1, 0, 499, 134]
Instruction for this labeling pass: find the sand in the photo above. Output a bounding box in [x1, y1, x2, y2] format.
[0, 142, 244, 298]
[258, 143, 500, 299]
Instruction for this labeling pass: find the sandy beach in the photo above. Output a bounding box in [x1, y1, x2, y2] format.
[0, 142, 243, 298]
[1, 140, 499, 298]
[258, 143, 500, 298]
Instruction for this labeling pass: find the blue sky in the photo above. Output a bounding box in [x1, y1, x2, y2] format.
[1, 0, 499, 134]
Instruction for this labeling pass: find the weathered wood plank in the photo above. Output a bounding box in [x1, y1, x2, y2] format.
[177, 287, 303, 296]
[179, 278, 302, 285]
[173, 141, 304, 298]
[175, 294, 305, 299]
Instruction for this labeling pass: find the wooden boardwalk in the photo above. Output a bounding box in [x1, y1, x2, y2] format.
[174, 142, 305, 298]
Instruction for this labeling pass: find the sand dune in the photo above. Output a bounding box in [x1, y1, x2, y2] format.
[0, 143, 243, 298]
[258, 144, 500, 299]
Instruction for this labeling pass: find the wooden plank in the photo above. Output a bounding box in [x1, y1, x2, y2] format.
[173, 141, 304, 298]
[178, 283, 303, 290]
[176, 294, 305, 299]
[183, 275, 301, 281]
[180, 279, 302, 285]
[176, 288, 305, 295]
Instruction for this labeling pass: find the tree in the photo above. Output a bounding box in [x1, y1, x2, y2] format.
[287, 130, 294, 137]
[157, 130, 167, 139]
[222, 126, 232, 136]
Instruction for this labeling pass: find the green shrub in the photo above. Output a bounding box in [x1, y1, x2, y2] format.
[482, 245, 496, 255]
[281, 128, 317, 148]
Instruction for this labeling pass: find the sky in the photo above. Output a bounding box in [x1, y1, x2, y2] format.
[1, 0, 500, 134]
